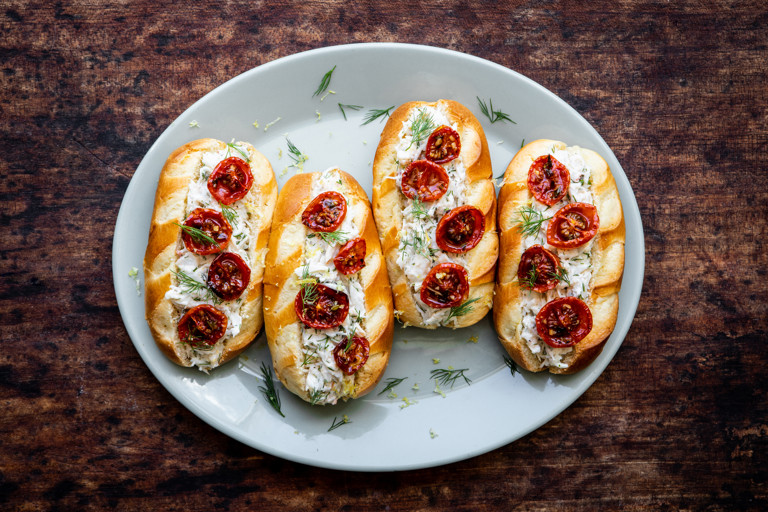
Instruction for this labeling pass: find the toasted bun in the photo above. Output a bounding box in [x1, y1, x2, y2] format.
[371, 99, 498, 329]
[494, 139, 625, 374]
[263, 169, 394, 403]
[143, 138, 277, 369]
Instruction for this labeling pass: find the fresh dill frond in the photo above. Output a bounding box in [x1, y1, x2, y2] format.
[377, 377, 407, 396]
[520, 266, 538, 290]
[171, 269, 219, 303]
[286, 138, 308, 168]
[297, 265, 318, 305]
[445, 297, 481, 324]
[410, 197, 430, 219]
[328, 415, 350, 431]
[338, 103, 363, 120]
[477, 96, 516, 124]
[258, 362, 285, 417]
[549, 266, 571, 286]
[173, 222, 220, 247]
[302, 347, 318, 367]
[308, 388, 328, 405]
[361, 106, 394, 125]
[503, 355, 519, 376]
[408, 109, 435, 148]
[513, 206, 552, 237]
[430, 368, 471, 389]
[313, 65, 336, 97]
[226, 142, 251, 162]
[307, 230, 349, 245]
[220, 205, 238, 226]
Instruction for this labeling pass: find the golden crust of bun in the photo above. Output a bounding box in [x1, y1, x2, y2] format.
[494, 139, 625, 374]
[371, 99, 498, 329]
[263, 169, 394, 402]
[143, 138, 277, 369]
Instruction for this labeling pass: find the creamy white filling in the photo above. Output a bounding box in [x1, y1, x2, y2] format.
[393, 105, 469, 326]
[163, 143, 254, 370]
[299, 168, 367, 404]
[518, 146, 595, 369]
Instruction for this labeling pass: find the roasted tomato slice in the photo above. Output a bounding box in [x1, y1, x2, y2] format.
[401, 160, 450, 202]
[420, 262, 469, 309]
[301, 191, 347, 232]
[181, 208, 232, 255]
[207, 252, 251, 301]
[333, 335, 370, 375]
[425, 125, 461, 164]
[527, 155, 570, 206]
[535, 297, 593, 348]
[517, 245, 562, 293]
[333, 237, 366, 275]
[294, 283, 349, 329]
[207, 157, 253, 205]
[436, 206, 485, 253]
[177, 304, 228, 347]
[546, 202, 599, 248]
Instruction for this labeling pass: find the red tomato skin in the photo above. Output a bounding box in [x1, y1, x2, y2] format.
[181, 208, 232, 255]
[435, 206, 485, 253]
[333, 336, 370, 375]
[294, 284, 350, 329]
[425, 125, 461, 164]
[535, 297, 593, 348]
[333, 237, 367, 275]
[419, 262, 469, 309]
[177, 304, 228, 347]
[207, 157, 254, 205]
[546, 202, 599, 249]
[527, 155, 570, 207]
[401, 160, 450, 202]
[207, 252, 251, 301]
[517, 245, 561, 293]
[301, 191, 347, 232]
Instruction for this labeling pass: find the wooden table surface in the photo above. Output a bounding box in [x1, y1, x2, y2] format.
[2, 1, 766, 510]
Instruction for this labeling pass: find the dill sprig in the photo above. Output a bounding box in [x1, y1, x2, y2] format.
[477, 96, 516, 124]
[550, 266, 571, 286]
[171, 269, 220, 303]
[514, 206, 552, 237]
[378, 377, 407, 396]
[258, 362, 285, 417]
[307, 230, 349, 245]
[313, 65, 336, 97]
[308, 388, 328, 405]
[174, 222, 220, 247]
[503, 355, 519, 376]
[361, 106, 394, 125]
[430, 368, 471, 389]
[286, 138, 308, 168]
[338, 103, 363, 120]
[220, 205, 238, 226]
[226, 142, 251, 162]
[520, 266, 538, 290]
[302, 347, 318, 367]
[445, 297, 481, 324]
[409, 197, 430, 219]
[297, 265, 318, 305]
[328, 415, 350, 431]
[408, 109, 435, 148]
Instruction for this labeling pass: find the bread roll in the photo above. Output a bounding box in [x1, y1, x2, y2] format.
[144, 138, 277, 371]
[371, 99, 498, 329]
[494, 139, 625, 374]
[263, 168, 393, 404]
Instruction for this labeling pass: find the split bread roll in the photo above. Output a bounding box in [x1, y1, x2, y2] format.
[263, 168, 394, 405]
[494, 139, 625, 374]
[144, 138, 277, 371]
[372, 99, 498, 329]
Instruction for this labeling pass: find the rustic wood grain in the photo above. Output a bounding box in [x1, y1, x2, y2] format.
[1, 0, 766, 510]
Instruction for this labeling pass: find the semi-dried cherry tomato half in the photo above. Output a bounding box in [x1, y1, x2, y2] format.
[401, 160, 450, 202]
[181, 208, 232, 255]
[527, 155, 570, 206]
[517, 245, 562, 293]
[301, 191, 347, 232]
[546, 202, 599, 249]
[207, 157, 254, 205]
[177, 304, 228, 347]
[333, 237, 366, 275]
[294, 283, 349, 329]
[425, 125, 461, 164]
[207, 252, 251, 301]
[420, 262, 469, 309]
[333, 335, 370, 375]
[436, 206, 485, 253]
[535, 296, 593, 348]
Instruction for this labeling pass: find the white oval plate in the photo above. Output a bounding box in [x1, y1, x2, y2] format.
[113, 43, 644, 471]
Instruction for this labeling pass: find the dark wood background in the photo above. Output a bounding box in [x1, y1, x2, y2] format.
[1, 1, 766, 510]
